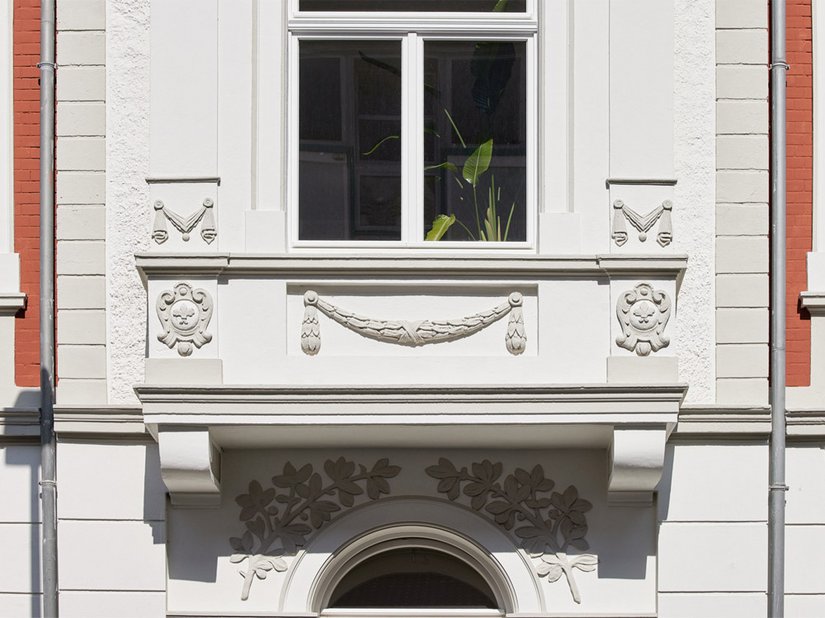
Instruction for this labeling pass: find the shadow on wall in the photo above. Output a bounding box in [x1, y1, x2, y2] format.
[4, 388, 43, 617]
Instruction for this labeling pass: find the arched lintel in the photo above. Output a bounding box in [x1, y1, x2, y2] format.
[279, 497, 544, 616]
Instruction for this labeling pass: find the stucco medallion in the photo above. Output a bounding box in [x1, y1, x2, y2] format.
[426, 458, 597, 604]
[615, 283, 671, 356]
[156, 283, 213, 356]
[230, 458, 401, 601]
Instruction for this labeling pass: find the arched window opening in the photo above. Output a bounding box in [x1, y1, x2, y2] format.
[327, 547, 498, 609]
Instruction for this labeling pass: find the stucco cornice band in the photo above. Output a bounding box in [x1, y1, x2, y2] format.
[0, 292, 25, 314]
[135, 382, 687, 421]
[134, 253, 689, 278]
[800, 291, 825, 314]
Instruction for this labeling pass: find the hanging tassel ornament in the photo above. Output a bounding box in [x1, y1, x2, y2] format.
[200, 198, 217, 244]
[505, 292, 526, 355]
[657, 200, 673, 247]
[611, 200, 628, 246]
[301, 291, 321, 356]
[152, 200, 169, 244]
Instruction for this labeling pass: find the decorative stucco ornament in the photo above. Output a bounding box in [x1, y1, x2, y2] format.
[156, 283, 213, 356]
[615, 283, 671, 356]
[301, 290, 526, 355]
[230, 458, 400, 600]
[611, 199, 673, 247]
[426, 459, 597, 604]
[152, 197, 216, 244]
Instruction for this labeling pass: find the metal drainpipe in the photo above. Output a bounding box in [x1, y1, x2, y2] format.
[769, 0, 788, 616]
[38, 0, 58, 615]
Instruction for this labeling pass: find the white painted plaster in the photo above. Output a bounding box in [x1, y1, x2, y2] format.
[58, 520, 166, 591]
[672, 0, 716, 403]
[166, 448, 656, 616]
[106, 0, 150, 403]
[0, 445, 40, 523]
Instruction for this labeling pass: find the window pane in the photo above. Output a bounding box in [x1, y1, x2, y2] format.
[299, 41, 402, 240]
[300, 0, 526, 12]
[423, 40, 527, 242]
[328, 548, 498, 609]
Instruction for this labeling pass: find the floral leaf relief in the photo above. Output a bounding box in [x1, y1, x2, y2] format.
[426, 458, 598, 605]
[229, 458, 401, 601]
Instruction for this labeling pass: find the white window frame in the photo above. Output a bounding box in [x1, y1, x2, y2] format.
[286, 0, 538, 251]
[314, 532, 511, 616]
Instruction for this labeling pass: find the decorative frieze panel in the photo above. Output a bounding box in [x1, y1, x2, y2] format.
[615, 283, 671, 356]
[229, 458, 401, 600]
[157, 283, 214, 356]
[300, 290, 526, 356]
[426, 458, 598, 604]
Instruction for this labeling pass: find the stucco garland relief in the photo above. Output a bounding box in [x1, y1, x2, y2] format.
[301, 290, 526, 355]
[230, 458, 401, 601]
[152, 197, 216, 244]
[615, 283, 671, 356]
[611, 199, 673, 247]
[426, 459, 597, 604]
[156, 283, 213, 356]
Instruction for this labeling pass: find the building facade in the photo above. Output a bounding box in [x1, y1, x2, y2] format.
[2, 0, 825, 616]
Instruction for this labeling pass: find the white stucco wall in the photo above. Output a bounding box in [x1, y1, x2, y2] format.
[673, 0, 716, 404]
[104, 0, 717, 401]
[0, 444, 41, 617]
[106, 0, 151, 404]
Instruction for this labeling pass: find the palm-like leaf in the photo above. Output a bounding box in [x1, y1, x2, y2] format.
[462, 139, 493, 187]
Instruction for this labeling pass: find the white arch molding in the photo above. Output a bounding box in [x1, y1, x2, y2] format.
[279, 497, 545, 616]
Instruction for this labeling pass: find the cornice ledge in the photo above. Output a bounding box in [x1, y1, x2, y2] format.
[786, 409, 825, 438]
[135, 253, 230, 277]
[134, 253, 688, 278]
[596, 255, 688, 276]
[675, 405, 771, 437]
[135, 382, 688, 403]
[53, 405, 146, 435]
[800, 291, 825, 314]
[136, 383, 687, 428]
[0, 409, 39, 438]
[0, 292, 26, 314]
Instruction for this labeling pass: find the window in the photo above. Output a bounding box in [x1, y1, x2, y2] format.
[327, 547, 498, 609]
[289, 0, 537, 247]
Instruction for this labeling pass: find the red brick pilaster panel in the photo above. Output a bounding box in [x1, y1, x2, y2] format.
[786, 0, 813, 386]
[13, 0, 41, 387]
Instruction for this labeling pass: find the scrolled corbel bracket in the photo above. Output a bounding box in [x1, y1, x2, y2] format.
[158, 426, 222, 507]
[608, 426, 668, 505]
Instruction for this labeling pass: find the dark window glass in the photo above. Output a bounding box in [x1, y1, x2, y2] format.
[301, 0, 526, 12]
[299, 41, 402, 240]
[423, 40, 526, 242]
[328, 548, 498, 609]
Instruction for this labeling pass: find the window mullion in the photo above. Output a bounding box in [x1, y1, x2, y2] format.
[401, 33, 424, 245]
